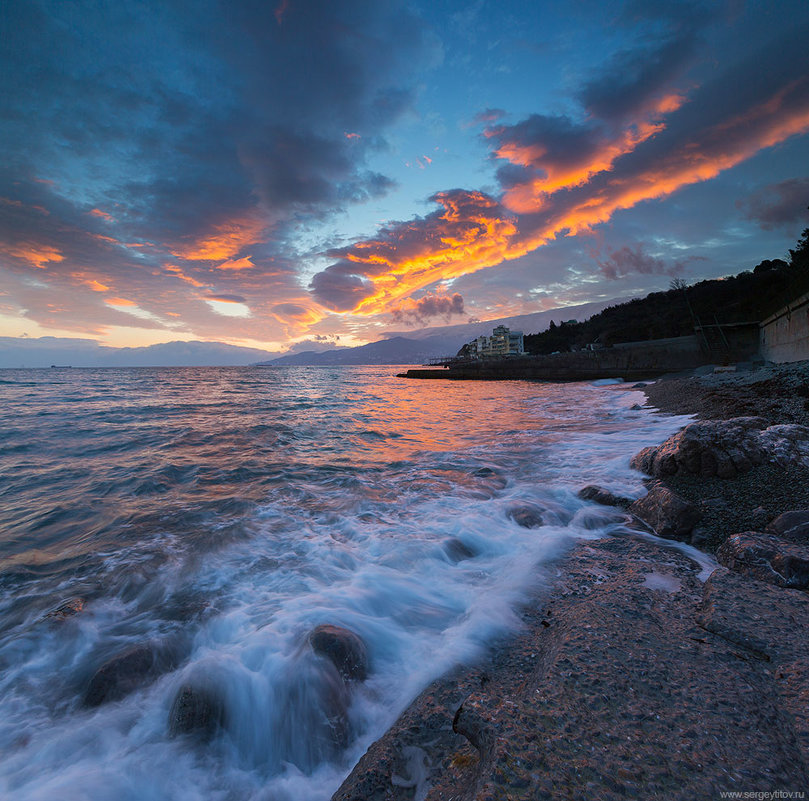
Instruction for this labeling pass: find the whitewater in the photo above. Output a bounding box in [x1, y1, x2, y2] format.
[0, 365, 692, 800]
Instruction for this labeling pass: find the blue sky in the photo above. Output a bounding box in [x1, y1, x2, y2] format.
[1, 0, 808, 350]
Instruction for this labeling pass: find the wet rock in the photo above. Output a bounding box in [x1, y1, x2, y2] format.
[309, 624, 368, 682]
[168, 683, 225, 739]
[444, 538, 476, 562]
[507, 505, 545, 528]
[630, 417, 768, 478]
[84, 642, 178, 707]
[716, 532, 809, 589]
[696, 567, 809, 662]
[767, 510, 809, 544]
[44, 598, 84, 621]
[630, 403, 642, 410]
[577, 485, 632, 509]
[629, 484, 701, 541]
[282, 658, 352, 767]
[631, 382, 648, 388]
[472, 466, 497, 477]
[453, 695, 496, 754]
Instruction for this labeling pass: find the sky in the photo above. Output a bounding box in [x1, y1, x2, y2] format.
[2, 0, 809, 352]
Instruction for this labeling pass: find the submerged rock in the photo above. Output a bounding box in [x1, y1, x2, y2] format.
[716, 531, 809, 590]
[44, 598, 84, 621]
[507, 505, 545, 528]
[444, 538, 476, 562]
[629, 484, 701, 541]
[767, 510, 809, 544]
[84, 642, 178, 707]
[577, 485, 632, 509]
[309, 624, 368, 682]
[280, 657, 352, 768]
[168, 683, 225, 739]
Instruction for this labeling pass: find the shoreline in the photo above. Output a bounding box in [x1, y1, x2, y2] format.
[333, 361, 809, 799]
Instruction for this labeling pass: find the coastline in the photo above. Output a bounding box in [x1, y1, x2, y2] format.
[333, 362, 809, 799]
[639, 362, 809, 552]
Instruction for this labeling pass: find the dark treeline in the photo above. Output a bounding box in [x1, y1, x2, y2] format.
[524, 226, 809, 355]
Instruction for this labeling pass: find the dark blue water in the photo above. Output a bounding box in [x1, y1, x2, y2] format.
[0, 366, 690, 800]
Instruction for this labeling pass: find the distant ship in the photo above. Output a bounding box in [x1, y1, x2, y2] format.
[50, 365, 72, 368]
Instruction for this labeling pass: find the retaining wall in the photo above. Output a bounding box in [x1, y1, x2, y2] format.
[760, 292, 809, 363]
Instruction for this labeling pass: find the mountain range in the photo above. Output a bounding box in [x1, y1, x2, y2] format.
[0, 297, 622, 368]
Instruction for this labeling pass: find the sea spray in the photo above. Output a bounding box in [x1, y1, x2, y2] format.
[0, 366, 695, 800]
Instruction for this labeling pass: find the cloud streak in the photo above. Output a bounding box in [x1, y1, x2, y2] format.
[310, 22, 809, 317]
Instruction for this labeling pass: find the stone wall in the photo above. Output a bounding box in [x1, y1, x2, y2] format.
[761, 291, 809, 363]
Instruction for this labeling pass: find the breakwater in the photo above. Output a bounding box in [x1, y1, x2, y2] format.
[399, 348, 706, 382]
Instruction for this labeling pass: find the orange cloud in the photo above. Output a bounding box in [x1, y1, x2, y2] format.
[216, 255, 255, 271]
[311, 79, 809, 317]
[171, 217, 266, 261]
[89, 208, 115, 221]
[164, 263, 208, 288]
[492, 94, 686, 213]
[312, 190, 517, 314]
[72, 273, 110, 292]
[1, 243, 64, 269]
[104, 297, 137, 307]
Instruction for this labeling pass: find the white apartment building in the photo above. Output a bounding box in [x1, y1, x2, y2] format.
[466, 325, 524, 358]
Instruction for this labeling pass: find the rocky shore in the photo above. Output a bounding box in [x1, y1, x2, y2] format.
[333, 361, 809, 800]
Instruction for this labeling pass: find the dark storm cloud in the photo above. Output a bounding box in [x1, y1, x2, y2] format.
[578, 0, 714, 122]
[0, 0, 439, 338]
[389, 292, 465, 325]
[595, 243, 702, 280]
[1, 0, 435, 246]
[309, 260, 376, 312]
[738, 179, 809, 231]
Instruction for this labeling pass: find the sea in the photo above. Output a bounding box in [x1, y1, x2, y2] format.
[0, 365, 696, 800]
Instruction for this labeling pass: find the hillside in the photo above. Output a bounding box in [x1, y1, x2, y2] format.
[525, 235, 809, 355]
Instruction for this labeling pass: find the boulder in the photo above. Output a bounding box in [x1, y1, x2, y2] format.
[506, 505, 545, 528]
[577, 485, 632, 509]
[630, 417, 768, 478]
[766, 510, 809, 544]
[444, 538, 476, 562]
[168, 684, 225, 739]
[629, 484, 701, 541]
[759, 425, 809, 469]
[716, 532, 809, 590]
[84, 642, 177, 707]
[309, 624, 368, 682]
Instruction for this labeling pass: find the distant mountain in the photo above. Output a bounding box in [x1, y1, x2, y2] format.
[0, 337, 280, 368]
[261, 297, 625, 366]
[263, 335, 463, 366]
[383, 297, 625, 342]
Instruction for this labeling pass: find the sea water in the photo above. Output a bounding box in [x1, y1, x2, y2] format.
[0, 366, 693, 800]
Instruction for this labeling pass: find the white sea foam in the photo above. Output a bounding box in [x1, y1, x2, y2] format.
[0, 368, 694, 800]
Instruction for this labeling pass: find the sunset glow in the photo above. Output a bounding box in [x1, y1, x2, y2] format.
[2, 1, 808, 352]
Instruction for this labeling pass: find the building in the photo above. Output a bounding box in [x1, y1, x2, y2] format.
[463, 325, 524, 359]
